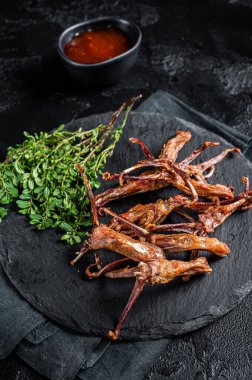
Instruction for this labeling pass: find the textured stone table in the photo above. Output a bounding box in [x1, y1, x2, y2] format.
[1, 0, 252, 379]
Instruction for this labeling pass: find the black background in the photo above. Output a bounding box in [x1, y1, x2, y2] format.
[1, 0, 252, 379]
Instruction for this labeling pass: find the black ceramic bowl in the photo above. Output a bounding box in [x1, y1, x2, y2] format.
[57, 17, 142, 86]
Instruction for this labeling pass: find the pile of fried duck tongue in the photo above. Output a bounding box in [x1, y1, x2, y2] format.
[71, 131, 252, 340]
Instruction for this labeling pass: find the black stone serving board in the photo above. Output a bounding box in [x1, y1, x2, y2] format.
[0, 112, 252, 341]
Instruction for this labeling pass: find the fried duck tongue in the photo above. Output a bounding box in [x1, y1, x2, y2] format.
[95, 165, 233, 207]
[122, 162, 234, 199]
[87, 224, 165, 262]
[129, 131, 192, 161]
[96, 131, 191, 206]
[71, 220, 166, 266]
[103, 207, 230, 257]
[187, 178, 252, 213]
[179, 141, 220, 169]
[106, 257, 211, 340]
[241, 195, 252, 210]
[152, 189, 251, 240]
[149, 233, 230, 257]
[198, 197, 248, 233]
[184, 179, 233, 199]
[159, 130, 192, 160]
[95, 171, 171, 207]
[195, 147, 240, 175]
[96, 148, 235, 207]
[109, 194, 189, 232]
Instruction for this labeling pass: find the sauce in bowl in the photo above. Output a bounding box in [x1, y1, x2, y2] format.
[64, 26, 133, 64]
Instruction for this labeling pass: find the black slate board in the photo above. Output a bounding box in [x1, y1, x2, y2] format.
[0, 112, 252, 340]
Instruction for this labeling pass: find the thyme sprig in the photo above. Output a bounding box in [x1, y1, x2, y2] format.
[0, 96, 141, 244]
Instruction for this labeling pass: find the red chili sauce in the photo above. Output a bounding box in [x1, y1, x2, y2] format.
[64, 26, 133, 64]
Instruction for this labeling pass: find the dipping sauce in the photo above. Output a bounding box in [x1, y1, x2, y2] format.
[64, 26, 133, 64]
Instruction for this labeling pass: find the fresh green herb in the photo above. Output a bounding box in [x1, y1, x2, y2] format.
[0, 96, 140, 244]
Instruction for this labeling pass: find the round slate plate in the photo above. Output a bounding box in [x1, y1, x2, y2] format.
[0, 112, 252, 340]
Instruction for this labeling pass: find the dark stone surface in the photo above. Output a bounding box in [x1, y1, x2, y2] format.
[1, 0, 252, 378]
[1, 113, 251, 340]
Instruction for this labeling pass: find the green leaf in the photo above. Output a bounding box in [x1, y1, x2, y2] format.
[0, 195, 12, 205]
[18, 208, 29, 215]
[19, 193, 31, 200]
[14, 162, 24, 174]
[16, 200, 30, 209]
[12, 175, 19, 186]
[0, 207, 8, 219]
[34, 186, 44, 194]
[60, 222, 73, 232]
[23, 131, 33, 139]
[44, 187, 50, 197]
[68, 237, 74, 245]
[73, 235, 81, 243]
[32, 168, 38, 178]
[34, 176, 42, 186]
[57, 124, 65, 132]
[5, 170, 14, 178]
[53, 189, 60, 197]
[28, 179, 34, 190]
[30, 219, 40, 225]
[41, 219, 53, 228]
[30, 214, 42, 221]
[42, 162, 48, 171]
[6, 183, 18, 197]
[77, 231, 86, 238]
